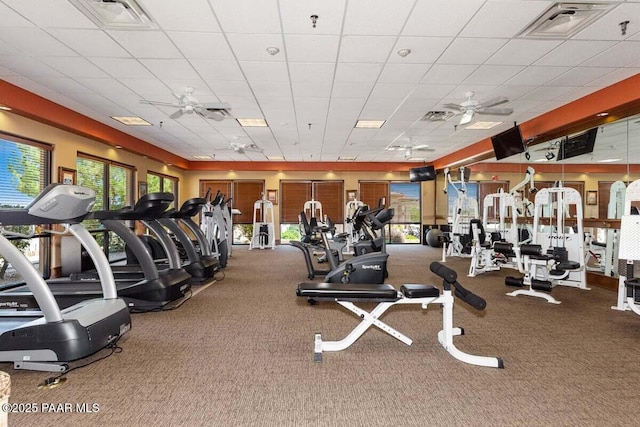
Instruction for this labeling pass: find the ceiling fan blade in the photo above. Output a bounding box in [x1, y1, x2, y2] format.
[169, 109, 184, 119]
[140, 99, 178, 107]
[459, 110, 474, 125]
[479, 96, 509, 108]
[442, 103, 464, 111]
[414, 146, 436, 152]
[476, 107, 513, 115]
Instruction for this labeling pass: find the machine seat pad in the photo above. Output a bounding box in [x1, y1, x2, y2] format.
[529, 254, 550, 261]
[556, 261, 581, 270]
[296, 282, 398, 301]
[400, 284, 440, 298]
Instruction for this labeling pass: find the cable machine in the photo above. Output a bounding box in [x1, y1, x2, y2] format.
[612, 179, 640, 315]
[506, 186, 587, 304]
[249, 194, 275, 250]
[442, 166, 478, 261]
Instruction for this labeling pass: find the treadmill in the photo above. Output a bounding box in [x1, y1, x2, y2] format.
[155, 197, 219, 282]
[0, 183, 131, 372]
[0, 191, 191, 313]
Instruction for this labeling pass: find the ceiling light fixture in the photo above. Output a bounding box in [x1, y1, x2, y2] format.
[0, 105, 12, 111]
[397, 48, 411, 57]
[193, 155, 214, 160]
[237, 118, 268, 127]
[465, 121, 503, 130]
[111, 116, 152, 126]
[596, 112, 609, 117]
[266, 155, 284, 161]
[598, 158, 621, 163]
[338, 156, 357, 161]
[355, 120, 385, 129]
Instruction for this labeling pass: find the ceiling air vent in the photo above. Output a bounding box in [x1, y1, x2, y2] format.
[519, 2, 613, 39]
[421, 111, 455, 122]
[70, 0, 156, 29]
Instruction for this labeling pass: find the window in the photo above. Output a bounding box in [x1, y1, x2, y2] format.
[359, 181, 421, 244]
[0, 134, 52, 283]
[199, 180, 265, 244]
[77, 153, 135, 261]
[147, 171, 178, 207]
[279, 181, 344, 242]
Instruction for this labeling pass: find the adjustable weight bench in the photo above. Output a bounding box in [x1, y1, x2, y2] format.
[296, 262, 504, 369]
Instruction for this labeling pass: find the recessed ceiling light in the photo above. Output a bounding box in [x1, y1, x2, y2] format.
[596, 112, 609, 117]
[0, 105, 12, 111]
[237, 118, 268, 127]
[465, 121, 502, 130]
[193, 155, 214, 160]
[111, 116, 152, 126]
[114, 145, 122, 149]
[406, 157, 426, 162]
[598, 158, 621, 163]
[338, 156, 358, 161]
[534, 158, 549, 163]
[266, 155, 284, 160]
[355, 120, 385, 129]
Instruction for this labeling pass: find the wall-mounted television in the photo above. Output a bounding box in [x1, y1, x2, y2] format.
[557, 128, 598, 161]
[491, 125, 525, 160]
[409, 165, 436, 182]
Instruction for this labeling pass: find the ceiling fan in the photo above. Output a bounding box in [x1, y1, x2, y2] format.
[140, 87, 231, 121]
[386, 138, 436, 159]
[442, 91, 513, 125]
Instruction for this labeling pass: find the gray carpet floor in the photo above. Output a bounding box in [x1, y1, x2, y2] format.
[4, 244, 640, 426]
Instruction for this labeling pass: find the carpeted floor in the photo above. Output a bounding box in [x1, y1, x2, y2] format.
[4, 244, 640, 426]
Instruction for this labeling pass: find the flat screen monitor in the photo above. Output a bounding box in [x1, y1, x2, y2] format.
[491, 126, 525, 160]
[409, 165, 436, 182]
[557, 128, 598, 161]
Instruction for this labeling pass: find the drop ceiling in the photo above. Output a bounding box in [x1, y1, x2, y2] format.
[0, 0, 639, 163]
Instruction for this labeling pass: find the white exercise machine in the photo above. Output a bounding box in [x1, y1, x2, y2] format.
[612, 179, 640, 315]
[506, 186, 588, 304]
[249, 194, 275, 250]
[344, 199, 365, 254]
[442, 167, 478, 261]
[297, 262, 503, 369]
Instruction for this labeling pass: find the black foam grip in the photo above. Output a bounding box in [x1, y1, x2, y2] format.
[453, 283, 487, 310]
[430, 262, 457, 283]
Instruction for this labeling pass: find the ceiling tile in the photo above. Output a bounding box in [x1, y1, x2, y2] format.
[288, 62, 335, 82]
[343, 0, 414, 35]
[89, 57, 155, 79]
[46, 29, 131, 58]
[3, 0, 96, 29]
[0, 2, 35, 27]
[239, 61, 289, 82]
[573, 3, 640, 41]
[74, 77, 138, 96]
[586, 68, 640, 88]
[191, 59, 245, 80]
[0, 27, 76, 56]
[205, 80, 254, 98]
[331, 82, 375, 98]
[582, 41, 640, 67]
[403, 0, 484, 37]
[118, 78, 168, 98]
[107, 30, 182, 58]
[411, 84, 457, 99]
[388, 37, 453, 64]
[505, 66, 572, 86]
[460, 1, 550, 38]
[421, 64, 478, 85]
[279, 0, 346, 35]
[369, 83, 415, 99]
[548, 67, 619, 87]
[378, 63, 430, 83]
[0, 55, 63, 77]
[437, 38, 508, 65]
[334, 63, 383, 82]
[39, 56, 109, 78]
[284, 35, 340, 62]
[292, 82, 332, 98]
[210, 0, 281, 34]
[142, 0, 221, 32]
[139, 59, 201, 80]
[168, 32, 234, 60]
[28, 76, 92, 94]
[463, 65, 525, 86]
[338, 36, 397, 63]
[486, 39, 564, 66]
[226, 33, 285, 62]
[250, 81, 292, 98]
[534, 40, 617, 67]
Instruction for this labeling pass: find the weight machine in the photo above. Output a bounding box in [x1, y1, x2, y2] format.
[442, 166, 478, 261]
[585, 181, 625, 276]
[506, 186, 588, 304]
[344, 199, 365, 254]
[249, 194, 275, 250]
[468, 167, 536, 277]
[612, 179, 640, 315]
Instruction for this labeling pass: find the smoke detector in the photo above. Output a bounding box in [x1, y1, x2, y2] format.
[519, 3, 614, 39]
